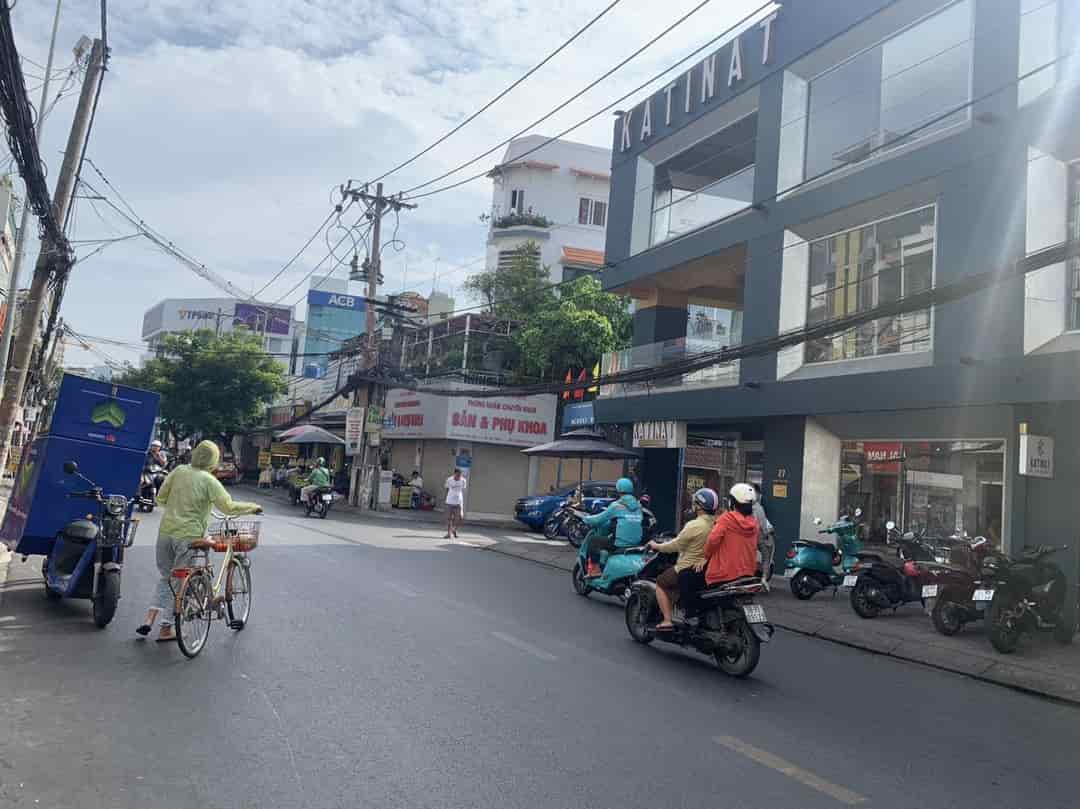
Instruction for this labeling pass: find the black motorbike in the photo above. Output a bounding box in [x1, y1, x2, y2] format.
[549, 496, 657, 547]
[305, 486, 334, 519]
[137, 462, 165, 512]
[848, 532, 953, 619]
[979, 544, 1077, 654]
[624, 551, 773, 678]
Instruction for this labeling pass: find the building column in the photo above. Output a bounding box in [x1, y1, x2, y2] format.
[631, 288, 688, 347]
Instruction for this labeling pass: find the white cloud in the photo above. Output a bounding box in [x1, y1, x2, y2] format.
[7, 0, 764, 366]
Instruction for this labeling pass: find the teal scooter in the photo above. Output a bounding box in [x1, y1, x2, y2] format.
[568, 508, 651, 601]
[782, 509, 881, 600]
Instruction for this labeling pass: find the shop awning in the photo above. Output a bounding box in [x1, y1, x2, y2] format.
[281, 424, 345, 445]
[520, 429, 639, 460]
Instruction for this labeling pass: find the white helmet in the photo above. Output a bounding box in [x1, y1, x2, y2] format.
[150, 440, 162, 449]
[729, 483, 756, 505]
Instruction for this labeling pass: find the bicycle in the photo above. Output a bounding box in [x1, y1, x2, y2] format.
[171, 511, 260, 659]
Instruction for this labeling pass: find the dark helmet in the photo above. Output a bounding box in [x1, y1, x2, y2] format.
[692, 488, 719, 514]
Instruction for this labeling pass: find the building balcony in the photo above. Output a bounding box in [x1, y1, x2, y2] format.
[599, 334, 740, 399]
[491, 211, 553, 231]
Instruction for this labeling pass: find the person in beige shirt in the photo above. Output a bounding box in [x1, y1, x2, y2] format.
[646, 488, 719, 630]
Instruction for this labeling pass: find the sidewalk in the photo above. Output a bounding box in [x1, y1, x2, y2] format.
[478, 531, 1080, 705]
[0, 480, 13, 591]
[240, 483, 525, 532]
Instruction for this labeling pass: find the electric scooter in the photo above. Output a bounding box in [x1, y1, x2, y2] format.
[42, 460, 139, 627]
[567, 509, 652, 600]
[783, 509, 879, 599]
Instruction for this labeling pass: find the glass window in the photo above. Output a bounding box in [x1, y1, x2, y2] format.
[1018, 0, 1058, 106]
[510, 189, 525, 214]
[1068, 164, 1080, 329]
[591, 200, 607, 227]
[647, 112, 758, 247]
[805, 206, 934, 364]
[840, 440, 1005, 550]
[803, 1, 972, 180]
[578, 198, 591, 225]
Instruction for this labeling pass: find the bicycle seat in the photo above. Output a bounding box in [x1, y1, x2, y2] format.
[189, 539, 214, 551]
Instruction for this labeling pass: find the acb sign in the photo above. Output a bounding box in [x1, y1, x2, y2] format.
[307, 289, 362, 310]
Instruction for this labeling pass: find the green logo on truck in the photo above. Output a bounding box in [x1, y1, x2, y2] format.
[90, 400, 126, 428]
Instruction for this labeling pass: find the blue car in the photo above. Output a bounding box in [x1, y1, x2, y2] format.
[514, 481, 619, 531]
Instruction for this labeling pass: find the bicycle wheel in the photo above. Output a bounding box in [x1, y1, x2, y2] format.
[226, 557, 252, 629]
[175, 572, 212, 659]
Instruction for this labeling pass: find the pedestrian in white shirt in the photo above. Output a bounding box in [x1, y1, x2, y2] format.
[444, 468, 467, 538]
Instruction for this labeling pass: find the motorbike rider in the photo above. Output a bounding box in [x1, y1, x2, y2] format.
[582, 478, 644, 577]
[695, 483, 760, 589]
[646, 488, 718, 630]
[751, 482, 775, 580]
[301, 457, 332, 506]
[147, 439, 168, 468]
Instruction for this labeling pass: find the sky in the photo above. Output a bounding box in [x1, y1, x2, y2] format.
[7, 0, 764, 368]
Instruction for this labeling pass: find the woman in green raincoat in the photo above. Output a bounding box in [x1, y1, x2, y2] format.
[136, 440, 262, 642]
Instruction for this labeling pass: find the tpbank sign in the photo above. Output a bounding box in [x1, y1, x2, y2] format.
[307, 289, 363, 310]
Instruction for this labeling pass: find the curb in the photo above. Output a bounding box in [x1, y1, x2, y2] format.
[474, 541, 1080, 707]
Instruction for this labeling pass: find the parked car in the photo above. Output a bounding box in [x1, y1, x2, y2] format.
[514, 481, 620, 531]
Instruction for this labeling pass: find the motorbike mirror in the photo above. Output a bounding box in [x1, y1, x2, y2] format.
[813, 517, 823, 525]
[971, 536, 987, 547]
[885, 520, 896, 531]
[854, 507, 862, 518]
[63, 460, 78, 474]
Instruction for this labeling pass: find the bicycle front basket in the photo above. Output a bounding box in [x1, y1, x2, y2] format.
[207, 519, 261, 553]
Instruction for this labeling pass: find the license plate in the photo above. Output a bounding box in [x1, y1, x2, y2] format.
[321, 494, 333, 502]
[973, 588, 995, 602]
[842, 575, 858, 588]
[783, 568, 798, 578]
[742, 604, 767, 624]
[922, 584, 939, 598]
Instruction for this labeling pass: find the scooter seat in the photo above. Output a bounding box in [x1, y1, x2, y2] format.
[699, 576, 765, 599]
[796, 539, 836, 553]
[607, 545, 646, 556]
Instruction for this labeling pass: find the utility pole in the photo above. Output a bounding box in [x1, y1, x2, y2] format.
[0, 0, 64, 392]
[0, 38, 104, 473]
[341, 182, 415, 509]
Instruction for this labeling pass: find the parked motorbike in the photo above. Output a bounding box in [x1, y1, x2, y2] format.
[846, 527, 953, 619]
[551, 495, 657, 547]
[978, 544, 1077, 653]
[42, 460, 138, 627]
[305, 486, 334, 519]
[917, 535, 996, 636]
[567, 509, 650, 599]
[783, 509, 879, 599]
[625, 550, 773, 678]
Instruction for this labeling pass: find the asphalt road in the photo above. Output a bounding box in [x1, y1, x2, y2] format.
[1, 499, 1076, 809]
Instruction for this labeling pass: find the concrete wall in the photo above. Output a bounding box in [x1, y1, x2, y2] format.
[800, 419, 842, 539]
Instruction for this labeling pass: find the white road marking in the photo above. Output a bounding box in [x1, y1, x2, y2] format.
[0, 615, 16, 622]
[385, 582, 420, 598]
[714, 735, 867, 805]
[491, 631, 557, 662]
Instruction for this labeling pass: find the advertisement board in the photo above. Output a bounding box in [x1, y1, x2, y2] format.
[345, 407, 365, 456]
[383, 388, 556, 448]
[234, 302, 292, 336]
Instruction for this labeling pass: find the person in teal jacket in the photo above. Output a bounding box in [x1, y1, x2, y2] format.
[583, 478, 643, 577]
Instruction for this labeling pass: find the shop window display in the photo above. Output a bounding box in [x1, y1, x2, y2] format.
[839, 439, 1005, 547]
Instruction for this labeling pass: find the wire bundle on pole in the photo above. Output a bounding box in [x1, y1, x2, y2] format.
[0, 2, 72, 270]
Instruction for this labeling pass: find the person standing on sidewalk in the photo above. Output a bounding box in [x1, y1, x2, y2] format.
[135, 440, 261, 642]
[444, 468, 467, 538]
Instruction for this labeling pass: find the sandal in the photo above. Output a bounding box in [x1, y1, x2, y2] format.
[156, 629, 176, 643]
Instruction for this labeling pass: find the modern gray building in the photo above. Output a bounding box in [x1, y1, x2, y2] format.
[595, 0, 1080, 577]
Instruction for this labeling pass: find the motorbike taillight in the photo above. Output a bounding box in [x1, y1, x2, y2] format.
[785, 548, 796, 559]
[832, 553, 841, 566]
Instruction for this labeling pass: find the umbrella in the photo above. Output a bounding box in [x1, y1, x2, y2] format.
[281, 424, 345, 445]
[521, 429, 639, 487]
[275, 425, 307, 440]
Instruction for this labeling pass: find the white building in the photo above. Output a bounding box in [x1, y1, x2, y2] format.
[0, 176, 19, 332]
[485, 136, 611, 283]
[141, 297, 297, 358]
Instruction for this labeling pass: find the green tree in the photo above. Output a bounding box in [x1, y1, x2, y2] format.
[115, 330, 287, 442]
[464, 244, 632, 382]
